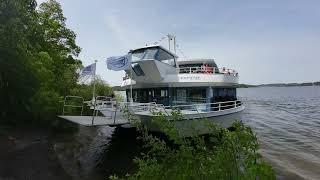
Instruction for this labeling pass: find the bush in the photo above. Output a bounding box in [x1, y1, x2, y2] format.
[111, 112, 275, 180]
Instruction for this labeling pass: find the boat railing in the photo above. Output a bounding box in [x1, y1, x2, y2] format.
[62, 96, 84, 115]
[62, 96, 242, 122]
[122, 100, 242, 115]
[127, 102, 158, 112]
[171, 97, 207, 104]
[165, 100, 242, 113]
[179, 66, 238, 76]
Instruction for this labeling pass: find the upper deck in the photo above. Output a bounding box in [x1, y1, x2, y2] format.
[122, 45, 239, 88]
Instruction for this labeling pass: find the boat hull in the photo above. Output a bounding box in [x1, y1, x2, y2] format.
[136, 105, 245, 136]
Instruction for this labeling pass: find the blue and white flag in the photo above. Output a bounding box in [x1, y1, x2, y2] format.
[80, 63, 96, 76]
[106, 55, 131, 71]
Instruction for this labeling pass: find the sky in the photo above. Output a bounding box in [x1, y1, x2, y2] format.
[37, 0, 320, 85]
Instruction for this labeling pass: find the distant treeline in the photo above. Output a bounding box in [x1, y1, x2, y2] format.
[238, 81, 320, 88]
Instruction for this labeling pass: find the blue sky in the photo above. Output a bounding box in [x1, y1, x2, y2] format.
[37, 0, 320, 85]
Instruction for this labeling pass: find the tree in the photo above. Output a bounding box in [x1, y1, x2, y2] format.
[0, 0, 39, 123]
[0, 0, 112, 124]
[36, 0, 82, 95]
[29, 0, 83, 122]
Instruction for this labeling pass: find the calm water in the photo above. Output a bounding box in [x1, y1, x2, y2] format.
[53, 86, 320, 180]
[238, 86, 320, 180]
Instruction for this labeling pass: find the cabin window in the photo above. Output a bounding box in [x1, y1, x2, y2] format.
[144, 48, 158, 59]
[132, 49, 146, 62]
[213, 88, 236, 102]
[133, 91, 138, 101]
[161, 89, 168, 97]
[176, 89, 187, 102]
[131, 47, 176, 67]
[156, 49, 176, 67]
[132, 63, 145, 76]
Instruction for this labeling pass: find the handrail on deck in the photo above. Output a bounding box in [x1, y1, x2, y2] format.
[165, 100, 242, 113]
[125, 100, 242, 115]
[179, 66, 238, 76]
[62, 96, 84, 115]
[91, 96, 118, 125]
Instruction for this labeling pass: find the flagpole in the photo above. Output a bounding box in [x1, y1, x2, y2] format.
[92, 60, 98, 101]
[130, 63, 133, 103]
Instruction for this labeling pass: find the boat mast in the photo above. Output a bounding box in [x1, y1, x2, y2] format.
[168, 34, 171, 51]
[167, 34, 176, 53]
[173, 35, 176, 54]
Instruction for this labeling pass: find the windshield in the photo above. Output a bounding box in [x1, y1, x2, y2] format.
[131, 49, 146, 62]
[130, 47, 176, 67]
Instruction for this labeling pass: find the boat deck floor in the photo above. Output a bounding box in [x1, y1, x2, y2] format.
[58, 116, 129, 127]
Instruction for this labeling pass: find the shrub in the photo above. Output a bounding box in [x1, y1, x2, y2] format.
[112, 111, 275, 180]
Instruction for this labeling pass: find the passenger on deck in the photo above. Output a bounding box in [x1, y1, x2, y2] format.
[201, 64, 206, 73]
[202, 64, 213, 74]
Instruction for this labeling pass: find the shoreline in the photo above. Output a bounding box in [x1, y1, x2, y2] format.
[0, 126, 70, 180]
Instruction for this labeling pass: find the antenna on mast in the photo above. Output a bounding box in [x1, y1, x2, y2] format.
[166, 34, 176, 53]
[150, 34, 183, 56]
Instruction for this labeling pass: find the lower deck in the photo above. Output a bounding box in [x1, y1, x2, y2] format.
[126, 86, 237, 106]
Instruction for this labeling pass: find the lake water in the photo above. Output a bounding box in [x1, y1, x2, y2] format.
[53, 86, 320, 180]
[238, 86, 320, 180]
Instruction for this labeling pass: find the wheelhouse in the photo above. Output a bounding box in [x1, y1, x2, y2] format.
[131, 46, 177, 66]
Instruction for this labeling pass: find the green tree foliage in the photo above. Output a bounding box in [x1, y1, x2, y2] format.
[0, 0, 112, 124]
[0, 0, 39, 122]
[112, 113, 275, 180]
[30, 0, 83, 122]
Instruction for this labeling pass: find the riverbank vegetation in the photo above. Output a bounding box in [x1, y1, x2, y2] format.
[109, 113, 275, 180]
[0, 0, 111, 126]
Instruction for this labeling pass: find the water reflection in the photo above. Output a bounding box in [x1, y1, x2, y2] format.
[52, 126, 141, 180]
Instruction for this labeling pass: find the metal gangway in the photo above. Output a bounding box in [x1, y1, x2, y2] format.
[59, 96, 130, 126]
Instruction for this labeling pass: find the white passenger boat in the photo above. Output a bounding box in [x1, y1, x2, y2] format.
[59, 35, 245, 133]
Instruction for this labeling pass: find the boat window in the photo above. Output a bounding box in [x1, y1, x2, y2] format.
[156, 49, 176, 67]
[161, 89, 168, 97]
[132, 49, 146, 62]
[132, 63, 145, 76]
[176, 89, 187, 102]
[144, 48, 158, 59]
[133, 91, 138, 101]
[213, 88, 236, 102]
[131, 47, 176, 67]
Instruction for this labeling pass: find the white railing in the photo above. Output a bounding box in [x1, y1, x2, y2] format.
[62, 96, 242, 122]
[62, 96, 84, 115]
[179, 66, 215, 74]
[124, 100, 242, 114]
[127, 102, 158, 112]
[179, 66, 238, 76]
[166, 100, 242, 113]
